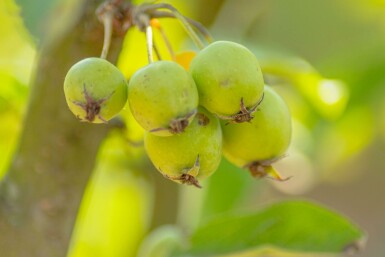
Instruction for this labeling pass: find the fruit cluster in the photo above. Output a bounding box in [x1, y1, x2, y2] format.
[64, 41, 292, 188]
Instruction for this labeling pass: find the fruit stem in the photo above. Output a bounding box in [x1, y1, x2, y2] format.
[146, 3, 206, 49]
[96, 0, 119, 59]
[151, 10, 214, 43]
[152, 38, 162, 60]
[151, 19, 176, 61]
[100, 12, 113, 59]
[159, 27, 176, 61]
[145, 25, 154, 63]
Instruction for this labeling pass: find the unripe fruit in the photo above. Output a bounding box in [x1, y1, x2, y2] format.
[144, 107, 222, 187]
[128, 61, 199, 136]
[222, 86, 291, 178]
[64, 57, 128, 123]
[190, 41, 264, 122]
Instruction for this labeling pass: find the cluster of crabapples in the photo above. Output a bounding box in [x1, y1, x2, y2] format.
[64, 41, 292, 188]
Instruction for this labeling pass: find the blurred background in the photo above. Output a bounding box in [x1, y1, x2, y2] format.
[1, 0, 385, 256]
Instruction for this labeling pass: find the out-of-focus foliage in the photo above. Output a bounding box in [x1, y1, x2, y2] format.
[67, 132, 153, 257]
[259, 57, 349, 121]
[272, 150, 316, 195]
[182, 201, 364, 257]
[0, 74, 27, 178]
[14, 0, 81, 44]
[0, 0, 34, 179]
[200, 158, 254, 220]
[137, 225, 185, 257]
[0, 0, 35, 82]
[15, 0, 61, 39]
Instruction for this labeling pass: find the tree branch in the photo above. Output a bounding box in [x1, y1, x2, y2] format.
[0, 0, 124, 256]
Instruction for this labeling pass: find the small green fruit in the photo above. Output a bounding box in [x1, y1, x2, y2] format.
[144, 107, 222, 187]
[128, 61, 199, 136]
[222, 86, 291, 177]
[190, 41, 264, 122]
[64, 57, 128, 123]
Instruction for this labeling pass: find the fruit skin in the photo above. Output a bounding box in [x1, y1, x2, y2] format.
[190, 41, 264, 117]
[128, 60, 199, 136]
[144, 107, 222, 186]
[64, 57, 128, 123]
[222, 86, 291, 168]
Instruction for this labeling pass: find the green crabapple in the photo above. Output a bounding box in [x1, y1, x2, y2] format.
[222, 86, 291, 179]
[64, 57, 128, 123]
[128, 61, 199, 136]
[144, 107, 222, 187]
[190, 41, 264, 123]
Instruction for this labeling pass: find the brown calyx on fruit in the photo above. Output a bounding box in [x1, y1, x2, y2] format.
[217, 93, 264, 124]
[161, 155, 202, 188]
[169, 117, 189, 134]
[245, 155, 291, 182]
[163, 173, 202, 188]
[197, 112, 210, 126]
[72, 84, 113, 123]
[175, 174, 202, 188]
[150, 109, 197, 134]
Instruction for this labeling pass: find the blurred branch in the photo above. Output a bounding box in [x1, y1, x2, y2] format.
[210, 0, 267, 40]
[0, 0, 124, 256]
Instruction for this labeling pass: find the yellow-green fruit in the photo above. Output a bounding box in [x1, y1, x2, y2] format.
[190, 41, 264, 119]
[144, 107, 222, 187]
[128, 61, 199, 136]
[64, 57, 128, 123]
[222, 86, 291, 168]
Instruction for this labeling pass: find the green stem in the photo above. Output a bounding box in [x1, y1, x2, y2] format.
[158, 25, 176, 61]
[152, 38, 162, 60]
[101, 12, 113, 59]
[152, 10, 214, 44]
[146, 25, 154, 63]
[146, 3, 206, 50]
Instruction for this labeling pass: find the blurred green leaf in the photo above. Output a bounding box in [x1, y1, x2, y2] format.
[67, 133, 153, 257]
[317, 105, 375, 183]
[0, 72, 28, 179]
[259, 56, 349, 121]
[200, 158, 254, 221]
[182, 201, 364, 256]
[137, 225, 185, 257]
[14, 0, 61, 39]
[175, 159, 256, 234]
[0, 0, 35, 83]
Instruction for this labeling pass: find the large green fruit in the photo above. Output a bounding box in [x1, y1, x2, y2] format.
[128, 61, 199, 136]
[144, 107, 222, 187]
[190, 41, 264, 122]
[64, 57, 128, 123]
[222, 86, 291, 177]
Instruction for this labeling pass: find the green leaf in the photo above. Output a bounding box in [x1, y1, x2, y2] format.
[14, 0, 83, 42]
[200, 158, 255, 220]
[14, 0, 61, 39]
[137, 225, 185, 257]
[183, 201, 364, 256]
